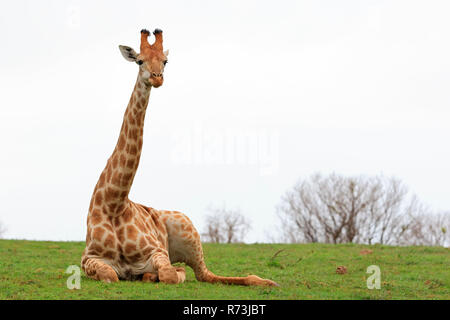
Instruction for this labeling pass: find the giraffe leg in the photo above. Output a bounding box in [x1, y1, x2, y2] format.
[142, 268, 185, 283]
[192, 259, 278, 286]
[149, 252, 186, 284]
[158, 265, 186, 284]
[160, 210, 279, 287]
[82, 257, 119, 283]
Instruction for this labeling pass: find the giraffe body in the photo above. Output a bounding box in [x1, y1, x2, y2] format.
[81, 29, 277, 287]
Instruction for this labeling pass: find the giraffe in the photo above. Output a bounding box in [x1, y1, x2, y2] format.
[81, 29, 278, 286]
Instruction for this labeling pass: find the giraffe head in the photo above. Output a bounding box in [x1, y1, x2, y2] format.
[119, 29, 169, 88]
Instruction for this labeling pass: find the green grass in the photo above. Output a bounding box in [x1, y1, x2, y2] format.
[0, 239, 448, 300]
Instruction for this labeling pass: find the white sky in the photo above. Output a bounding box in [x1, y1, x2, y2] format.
[0, 0, 449, 243]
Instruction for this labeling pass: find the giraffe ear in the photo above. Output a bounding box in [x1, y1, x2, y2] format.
[163, 49, 169, 57]
[119, 45, 139, 62]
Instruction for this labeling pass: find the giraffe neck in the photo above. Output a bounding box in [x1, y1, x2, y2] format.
[92, 73, 152, 216]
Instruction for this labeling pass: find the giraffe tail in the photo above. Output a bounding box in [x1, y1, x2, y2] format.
[191, 261, 279, 287]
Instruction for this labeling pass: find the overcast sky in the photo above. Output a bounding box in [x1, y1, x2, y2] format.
[0, 0, 449, 243]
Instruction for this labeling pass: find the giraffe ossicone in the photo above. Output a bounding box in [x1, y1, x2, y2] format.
[81, 29, 278, 287]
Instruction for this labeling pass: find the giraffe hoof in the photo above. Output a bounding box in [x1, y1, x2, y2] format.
[158, 266, 180, 284]
[269, 280, 281, 287]
[246, 275, 279, 287]
[96, 266, 119, 283]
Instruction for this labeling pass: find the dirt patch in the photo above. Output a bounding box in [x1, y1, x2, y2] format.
[336, 266, 348, 274]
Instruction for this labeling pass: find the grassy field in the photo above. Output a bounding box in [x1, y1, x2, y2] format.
[0, 239, 448, 300]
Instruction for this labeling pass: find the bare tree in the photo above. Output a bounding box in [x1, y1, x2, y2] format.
[223, 211, 251, 243]
[405, 212, 450, 247]
[201, 206, 251, 243]
[203, 212, 225, 243]
[277, 173, 445, 246]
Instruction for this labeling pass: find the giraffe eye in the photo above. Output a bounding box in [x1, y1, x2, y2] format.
[137, 60, 143, 65]
[163, 60, 168, 66]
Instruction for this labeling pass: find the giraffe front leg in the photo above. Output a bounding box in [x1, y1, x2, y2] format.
[158, 266, 186, 284]
[82, 256, 119, 283]
[150, 252, 186, 284]
[142, 268, 185, 283]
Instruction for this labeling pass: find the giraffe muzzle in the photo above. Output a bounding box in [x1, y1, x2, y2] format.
[150, 73, 164, 88]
